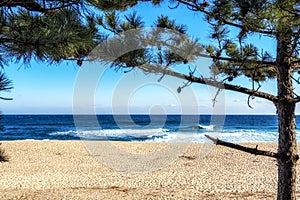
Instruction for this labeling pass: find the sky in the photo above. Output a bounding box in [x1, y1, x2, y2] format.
[1, 2, 299, 115]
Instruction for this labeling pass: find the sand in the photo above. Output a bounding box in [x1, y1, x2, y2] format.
[0, 140, 299, 199]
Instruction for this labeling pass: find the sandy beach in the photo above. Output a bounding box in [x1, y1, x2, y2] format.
[0, 140, 299, 199]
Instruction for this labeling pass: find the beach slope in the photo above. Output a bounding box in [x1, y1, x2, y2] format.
[0, 141, 299, 199]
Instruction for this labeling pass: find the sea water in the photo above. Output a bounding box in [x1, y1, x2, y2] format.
[1, 115, 299, 142]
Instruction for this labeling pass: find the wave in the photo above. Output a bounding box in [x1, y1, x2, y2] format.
[49, 128, 168, 141]
[195, 124, 215, 131]
[49, 125, 215, 141]
[154, 130, 279, 143]
[219, 130, 278, 142]
[49, 127, 282, 143]
[174, 124, 215, 132]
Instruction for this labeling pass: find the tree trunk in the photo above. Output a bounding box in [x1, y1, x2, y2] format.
[276, 36, 299, 200]
[276, 101, 298, 200]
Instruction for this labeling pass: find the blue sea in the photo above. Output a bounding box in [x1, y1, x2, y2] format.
[1, 115, 300, 142]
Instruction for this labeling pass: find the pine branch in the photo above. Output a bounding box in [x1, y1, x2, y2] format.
[174, 0, 274, 35]
[141, 65, 278, 102]
[293, 96, 300, 103]
[0, 0, 80, 13]
[197, 53, 276, 66]
[277, 4, 300, 17]
[290, 29, 300, 57]
[0, 97, 12, 100]
[0, 0, 48, 12]
[292, 59, 300, 64]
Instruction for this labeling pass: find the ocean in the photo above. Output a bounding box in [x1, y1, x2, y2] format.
[1, 115, 300, 142]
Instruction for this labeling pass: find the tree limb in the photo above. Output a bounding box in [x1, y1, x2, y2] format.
[205, 134, 300, 162]
[292, 59, 300, 64]
[0, 0, 48, 12]
[0, 0, 80, 13]
[293, 96, 300, 103]
[205, 134, 278, 158]
[141, 65, 278, 103]
[290, 28, 300, 57]
[0, 97, 12, 100]
[197, 53, 276, 66]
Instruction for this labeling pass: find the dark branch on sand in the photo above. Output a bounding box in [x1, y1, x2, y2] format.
[205, 134, 299, 162]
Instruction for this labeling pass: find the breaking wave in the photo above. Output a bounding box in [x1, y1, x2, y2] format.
[50, 128, 168, 141]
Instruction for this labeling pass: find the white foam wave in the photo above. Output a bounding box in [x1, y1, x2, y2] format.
[154, 130, 278, 143]
[50, 128, 283, 143]
[198, 125, 215, 131]
[153, 133, 207, 143]
[219, 130, 278, 142]
[50, 128, 167, 140]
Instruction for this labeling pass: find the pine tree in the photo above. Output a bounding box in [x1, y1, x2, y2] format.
[93, 1, 300, 199]
[0, 0, 103, 160]
[0, 0, 104, 99]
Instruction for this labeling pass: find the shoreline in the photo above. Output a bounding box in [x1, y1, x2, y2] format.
[0, 140, 299, 199]
[0, 139, 281, 143]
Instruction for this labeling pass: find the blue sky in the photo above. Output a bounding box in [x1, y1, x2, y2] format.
[1, 2, 299, 114]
